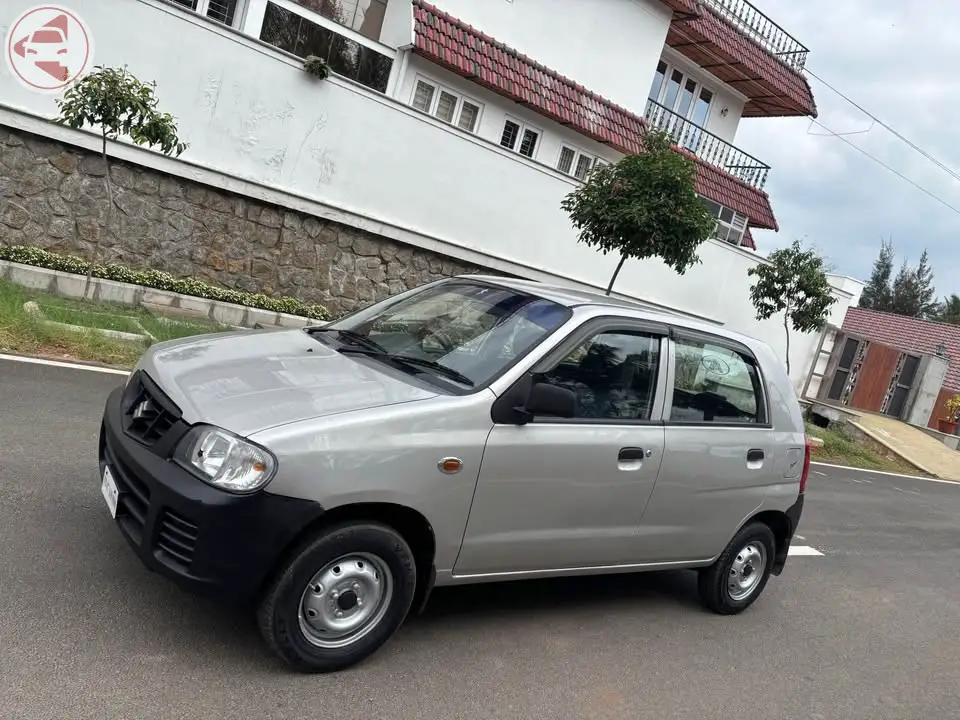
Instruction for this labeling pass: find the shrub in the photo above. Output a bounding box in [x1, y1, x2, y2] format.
[0, 246, 330, 321]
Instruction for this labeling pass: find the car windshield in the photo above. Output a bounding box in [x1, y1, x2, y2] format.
[319, 280, 572, 389]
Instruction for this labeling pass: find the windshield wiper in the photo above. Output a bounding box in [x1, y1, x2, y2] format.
[386, 354, 475, 387]
[337, 347, 474, 387]
[306, 327, 388, 353]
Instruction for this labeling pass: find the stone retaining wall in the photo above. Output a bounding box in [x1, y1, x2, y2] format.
[0, 126, 490, 316]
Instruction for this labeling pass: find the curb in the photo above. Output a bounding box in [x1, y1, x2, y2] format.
[1, 259, 328, 330]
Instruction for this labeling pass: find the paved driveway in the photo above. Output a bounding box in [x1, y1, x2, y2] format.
[1, 357, 959, 720]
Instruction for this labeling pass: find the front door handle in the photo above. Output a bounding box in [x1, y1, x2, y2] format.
[619, 447, 651, 461]
[747, 449, 765, 463]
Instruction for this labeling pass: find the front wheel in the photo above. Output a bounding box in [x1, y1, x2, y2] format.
[697, 522, 775, 615]
[257, 522, 417, 672]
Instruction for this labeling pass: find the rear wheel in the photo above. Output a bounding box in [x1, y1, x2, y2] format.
[697, 522, 775, 615]
[257, 522, 417, 672]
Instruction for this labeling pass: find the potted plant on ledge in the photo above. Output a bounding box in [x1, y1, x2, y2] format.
[938, 393, 960, 435]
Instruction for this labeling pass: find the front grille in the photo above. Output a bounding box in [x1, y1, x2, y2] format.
[121, 371, 182, 448]
[156, 509, 199, 569]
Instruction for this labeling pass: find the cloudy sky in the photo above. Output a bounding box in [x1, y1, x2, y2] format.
[738, 0, 960, 298]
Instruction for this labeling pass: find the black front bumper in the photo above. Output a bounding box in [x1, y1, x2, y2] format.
[99, 382, 325, 605]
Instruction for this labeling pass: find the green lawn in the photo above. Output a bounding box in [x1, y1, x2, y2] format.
[0, 279, 232, 368]
[806, 420, 927, 476]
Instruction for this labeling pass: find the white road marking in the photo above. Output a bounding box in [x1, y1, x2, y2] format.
[0, 353, 129, 376]
[812, 461, 959, 485]
[795, 535, 806, 540]
[893, 486, 921, 496]
[814, 471, 827, 477]
[788, 545, 823, 556]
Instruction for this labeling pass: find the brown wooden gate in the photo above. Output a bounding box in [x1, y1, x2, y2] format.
[849, 344, 901, 411]
[820, 334, 923, 418]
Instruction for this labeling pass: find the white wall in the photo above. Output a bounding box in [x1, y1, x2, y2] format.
[424, 0, 673, 118]
[380, 0, 414, 48]
[398, 56, 620, 172]
[0, 0, 850, 385]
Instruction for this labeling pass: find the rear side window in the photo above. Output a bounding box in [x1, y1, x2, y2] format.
[670, 337, 763, 424]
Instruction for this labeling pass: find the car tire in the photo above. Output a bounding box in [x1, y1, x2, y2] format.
[697, 522, 776, 615]
[257, 522, 417, 673]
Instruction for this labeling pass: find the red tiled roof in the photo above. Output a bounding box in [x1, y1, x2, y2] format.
[686, 151, 777, 230]
[741, 227, 756, 251]
[660, 0, 699, 15]
[666, 5, 817, 118]
[411, 0, 777, 231]
[842, 307, 960, 392]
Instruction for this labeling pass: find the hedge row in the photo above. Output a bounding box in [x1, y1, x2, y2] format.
[0, 246, 330, 321]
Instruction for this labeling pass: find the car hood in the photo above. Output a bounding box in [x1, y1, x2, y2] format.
[139, 328, 438, 436]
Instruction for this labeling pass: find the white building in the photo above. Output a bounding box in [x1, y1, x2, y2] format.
[0, 0, 862, 387]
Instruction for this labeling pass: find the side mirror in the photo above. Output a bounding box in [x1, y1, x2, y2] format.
[523, 382, 576, 419]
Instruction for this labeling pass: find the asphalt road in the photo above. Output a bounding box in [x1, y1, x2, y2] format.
[2, 357, 959, 720]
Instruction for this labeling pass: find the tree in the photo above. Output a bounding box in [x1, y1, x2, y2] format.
[858, 238, 894, 311]
[913, 249, 940, 319]
[748, 240, 836, 374]
[939, 294, 960, 325]
[890, 258, 918, 317]
[561, 128, 717, 295]
[54, 65, 187, 297]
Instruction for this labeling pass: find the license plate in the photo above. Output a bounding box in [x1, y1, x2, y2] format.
[101, 465, 119, 518]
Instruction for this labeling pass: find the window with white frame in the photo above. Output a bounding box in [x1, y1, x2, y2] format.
[410, 78, 482, 133]
[700, 197, 749, 246]
[557, 146, 606, 181]
[169, 0, 244, 27]
[499, 118, 541, 159]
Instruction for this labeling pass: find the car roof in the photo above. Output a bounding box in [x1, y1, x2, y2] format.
[456, 274, 767, 352]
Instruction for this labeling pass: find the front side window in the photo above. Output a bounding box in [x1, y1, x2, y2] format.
[669, 337, 763, 424]
[540, 331, 661, 421]
[323, 282, 572, 390]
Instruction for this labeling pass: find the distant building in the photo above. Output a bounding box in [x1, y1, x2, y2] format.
[842, 307, 960, 427]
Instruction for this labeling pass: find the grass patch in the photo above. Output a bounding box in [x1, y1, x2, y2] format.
[806, 420, 927, 475]
[39, 303, 145, 334]
[0, 279, 233, 368]
[138, 314, 226, 342]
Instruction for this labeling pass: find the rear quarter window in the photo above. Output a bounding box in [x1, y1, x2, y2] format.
[670, 336, 765, 424]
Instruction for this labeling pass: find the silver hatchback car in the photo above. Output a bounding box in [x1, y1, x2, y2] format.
[98, 276, 810, 672]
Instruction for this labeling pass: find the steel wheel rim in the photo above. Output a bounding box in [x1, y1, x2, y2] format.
[727, 542, 767, 601]
[298, 553, 393, 649]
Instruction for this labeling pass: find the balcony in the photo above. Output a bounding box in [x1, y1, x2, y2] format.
[701, 0, 809, 71]
[644, 99, 770, 190]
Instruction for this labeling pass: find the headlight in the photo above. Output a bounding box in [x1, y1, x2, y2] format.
[175, 426, 277, 493]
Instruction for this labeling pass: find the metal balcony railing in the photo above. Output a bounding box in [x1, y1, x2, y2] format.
[645, 98, 770, 190]
[702, 0, 809, 71]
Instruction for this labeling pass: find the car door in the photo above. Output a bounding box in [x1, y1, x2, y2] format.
[636, 329, 776, 562]
[453, 318, 670, 577]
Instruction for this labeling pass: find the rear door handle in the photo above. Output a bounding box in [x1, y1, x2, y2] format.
[747, 449, 765, 463]
[619, 447, 650, 461]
